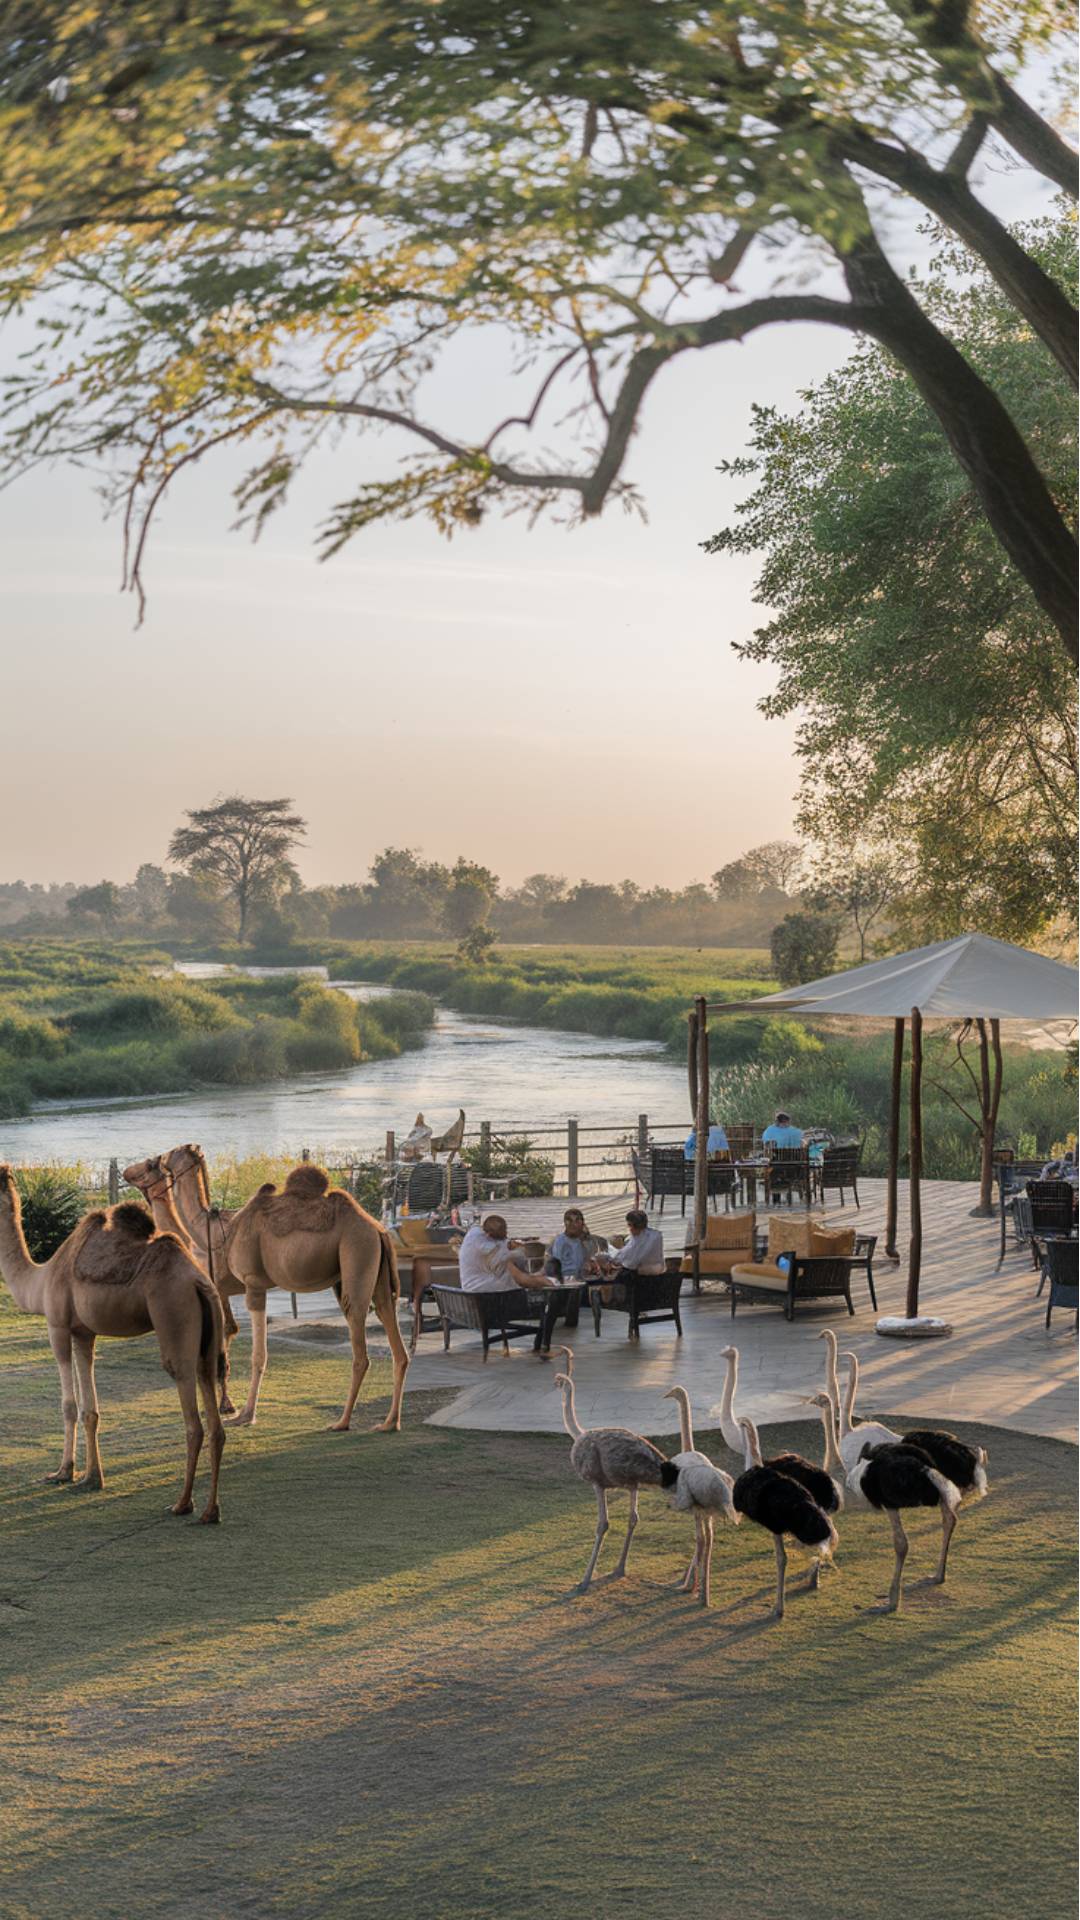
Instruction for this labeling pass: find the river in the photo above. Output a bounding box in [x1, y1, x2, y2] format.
[2, 968, 689, 1166]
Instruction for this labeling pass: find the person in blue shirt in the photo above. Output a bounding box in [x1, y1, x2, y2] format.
[761, 1111, 804, 1149]
[684, 1119, 730, 1160]
[545, 1208, 606, 1280]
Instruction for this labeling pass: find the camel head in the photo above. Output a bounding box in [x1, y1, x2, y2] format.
[123, 1153, 167, 1197]
[0, 1163, 18, 1210]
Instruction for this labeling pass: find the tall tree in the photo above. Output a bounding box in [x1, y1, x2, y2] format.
[66, 881, 121, 926]
[708, 214, 1077, 943]
[168, 795, 306, 942]
[806, 856, 903, 961]
[0, 3, 1076, 644]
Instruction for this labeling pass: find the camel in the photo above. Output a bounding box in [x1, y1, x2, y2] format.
[162, 1145, 409, 1431]
[0, 1165, 226, 1522]
[123, 1153, 239, 1414]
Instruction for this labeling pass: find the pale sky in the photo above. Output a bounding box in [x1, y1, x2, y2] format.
[0, 132, 1057, 893]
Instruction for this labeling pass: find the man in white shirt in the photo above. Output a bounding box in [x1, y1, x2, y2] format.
[458, 1216, 555, 1294]
[594, 1209, 666, 1278]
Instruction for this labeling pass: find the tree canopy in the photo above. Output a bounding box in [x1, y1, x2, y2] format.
[168, 794, 307, 941]
[706, 212, 1077, 946]
[0, 1, 1076, 644]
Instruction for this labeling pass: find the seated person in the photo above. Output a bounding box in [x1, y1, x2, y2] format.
[761, 1109, 804, 1150]
[592, 1209, 667, 1280]
[545, 1208, 608, 1280]
[684, 1118, 730, 1160]
[458, 1215, 554, 1293]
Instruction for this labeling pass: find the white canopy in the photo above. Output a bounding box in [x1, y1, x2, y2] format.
[716, 932, 1078, 1022]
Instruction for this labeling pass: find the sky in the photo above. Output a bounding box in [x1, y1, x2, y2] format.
[0, 119, 1059, 894]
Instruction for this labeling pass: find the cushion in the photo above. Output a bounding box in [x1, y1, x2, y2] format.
[395, 1219, 439, 1249]
[730, 1261, 790, 1292]
[809, 1225, 856, 1258]
[767, 1216, 818, 1263]
[704, 1211, 755, 1250]
[681, 1247, 746, 1277]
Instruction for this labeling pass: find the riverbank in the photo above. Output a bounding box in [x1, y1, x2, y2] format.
[0, 941, 434, 1121]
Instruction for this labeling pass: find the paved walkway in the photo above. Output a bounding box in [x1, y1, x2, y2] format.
[262, 1179, 1076, 1443]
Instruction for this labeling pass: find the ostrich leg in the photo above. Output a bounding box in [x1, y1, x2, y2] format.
[886, 1509, 910, 1612]
[577, 1485, 610, 1592]
[699, 1515, 715, 1610]
[931, 1502, 957, 1586]
[44, 1325, 78, 1484]
[227, 1291, 268, 1426]
[170, 1370, 204, 1516]
[773, 1535, 787, 1618]
[680, 1517, 703, 1593]
[70, 1334, 104, 1490]
[611, 1486, 640, 1578]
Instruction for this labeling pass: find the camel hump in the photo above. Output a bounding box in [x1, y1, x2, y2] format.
[284, 1164, 331, 1197]
[110, 1203, 156, 1241]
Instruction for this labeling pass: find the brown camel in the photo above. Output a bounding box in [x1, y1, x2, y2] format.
[224, 1163, 410, 1431]
[123, 1153, 239, 1415]
[0, 1165, 226, 1522]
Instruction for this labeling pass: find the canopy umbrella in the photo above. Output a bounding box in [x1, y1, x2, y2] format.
[689, 934, 1078, 1333]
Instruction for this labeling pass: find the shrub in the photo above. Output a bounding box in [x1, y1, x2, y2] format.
[14, 1167, 85, 1261]
[770, 911, 841, 986]
[461, 1133, 555, 1198]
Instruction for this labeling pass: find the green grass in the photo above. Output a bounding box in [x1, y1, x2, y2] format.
[0, 941, 435, 1118]
[1, 1293, 1075, 1920]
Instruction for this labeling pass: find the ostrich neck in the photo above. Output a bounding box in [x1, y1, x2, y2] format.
[559, 1380, 585, 1441]
[717, 1352, 740, 1447]
[672, 1388, 694, 1453]
[741, 1424, 761, 1471]
[841, 1358, 859, 1438]
[0, 1203, 47, 1313]
[818, 1403, 844, 1476]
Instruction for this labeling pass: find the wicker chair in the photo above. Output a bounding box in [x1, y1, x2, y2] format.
[815, 1142, 862, 1210]
[588, 1261, 684, 1340]
[646, 1145, 693, 1216]
[1026, 1181, 1076, 1266]
[430, 1284, 545, 1358]
[727, 1252, 858, 1322]
[725, 1124, 755, 1161]
[1040, 1237, 1078, 1330]
[995, 1159, 1045, 1265]
[766, 1145, 813, 1207]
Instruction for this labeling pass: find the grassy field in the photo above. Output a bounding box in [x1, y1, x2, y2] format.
[1, 1294, 1075, 1920]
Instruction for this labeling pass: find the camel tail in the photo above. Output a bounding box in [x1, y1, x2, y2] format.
[197, 1281, 227, 1386]
[374, 1231, 400, 1313]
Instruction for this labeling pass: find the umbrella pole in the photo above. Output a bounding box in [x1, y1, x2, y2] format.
[693, 996, 709, 1248]
[906, 1006, 923, 1319]
[885, 1016, 904, 1261]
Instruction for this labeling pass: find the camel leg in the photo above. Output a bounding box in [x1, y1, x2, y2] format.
[886, 1509, 909, 1613]
[931, 1501, 957, 1586]
[195, 1353, 224, 1525]
[70, 1335, 104, 1491]
[370, 1286, 410, 1433]
[576, 1485, 610, 1593]
[226, 1291, 267, 1426]
[170, 1370, 204, 1516]
[44, 1325, 78, 1484]
[611, 1486, 639, 1579]
[772, 1534, 787, 1619]
[699, 1515, 715, 1610]
[409, 1259, 431, 1354]
[218, 1309, 238, 1416]
[328, 1310, 369, 1431]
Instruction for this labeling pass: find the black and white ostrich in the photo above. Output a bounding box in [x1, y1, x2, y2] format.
[733, 1417, 838, 1619]
[660, 1384, 738, 1609]
[820, 1330, 900, 1478]
[553, 1363, 670, 1593]
[848, 1441, 963, 1612]
[835, 1340, 989, 1506]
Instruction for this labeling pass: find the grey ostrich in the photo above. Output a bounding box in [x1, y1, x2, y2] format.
[553, 1362, 670, 1593]
[662, 1384, 738, 1608]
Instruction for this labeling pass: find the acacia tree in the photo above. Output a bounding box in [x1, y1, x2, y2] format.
[806, 857, 903, 960]
[0, 2, 1076, 646]
[708, 213, 1077, 942]
[168, 795, 307, 942]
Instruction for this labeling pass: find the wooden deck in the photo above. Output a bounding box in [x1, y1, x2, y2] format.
[260, 1177, 1076, 1443]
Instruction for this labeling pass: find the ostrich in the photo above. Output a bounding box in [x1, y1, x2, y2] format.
[819, 1331, 900, 1475]
[848, 1441, 962, 1612]
[713, 1344, 744, 1454]
[839, 1347, 989, 1503]
[733, 1417, 838, 1619]
[661, 1384, 738, 1608]
[740, 1410, 843, 1518]
[804, 1392, 847, 1511]
[553, 1366, 670, 1593]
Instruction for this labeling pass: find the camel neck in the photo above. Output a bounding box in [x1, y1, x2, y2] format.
[0, 1201, 46, 1313]
[171, 1164, 211, 1247]
[146, 1185, 196, 1254]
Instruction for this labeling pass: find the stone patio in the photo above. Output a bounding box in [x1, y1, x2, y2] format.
[262, 1176, 1077, 1444]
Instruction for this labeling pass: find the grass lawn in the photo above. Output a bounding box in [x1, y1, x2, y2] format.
[1, 1295, 1076, 1920]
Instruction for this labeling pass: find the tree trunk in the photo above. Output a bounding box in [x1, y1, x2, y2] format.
[843, 236, 1079, 660]
[693, 996, 709, 1249]
[885, 1017, 904, 1261]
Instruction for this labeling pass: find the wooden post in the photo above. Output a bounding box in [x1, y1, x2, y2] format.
[973, 1017, 1004, 1215]
[567, 1118, 579, 1197]
[108, 1159, 119, 1205]
[385, 1130, 395, 1167]
[687, 1008, 699, 1120]
[906, 1006, 923, 1319]
[885, 1017, 904, 1260]
[301, 1146, 310, 1163]
[480, 1120, 491, 1158]
[637, 1113, 649, 1156]
[693, 996, 709, 1249]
